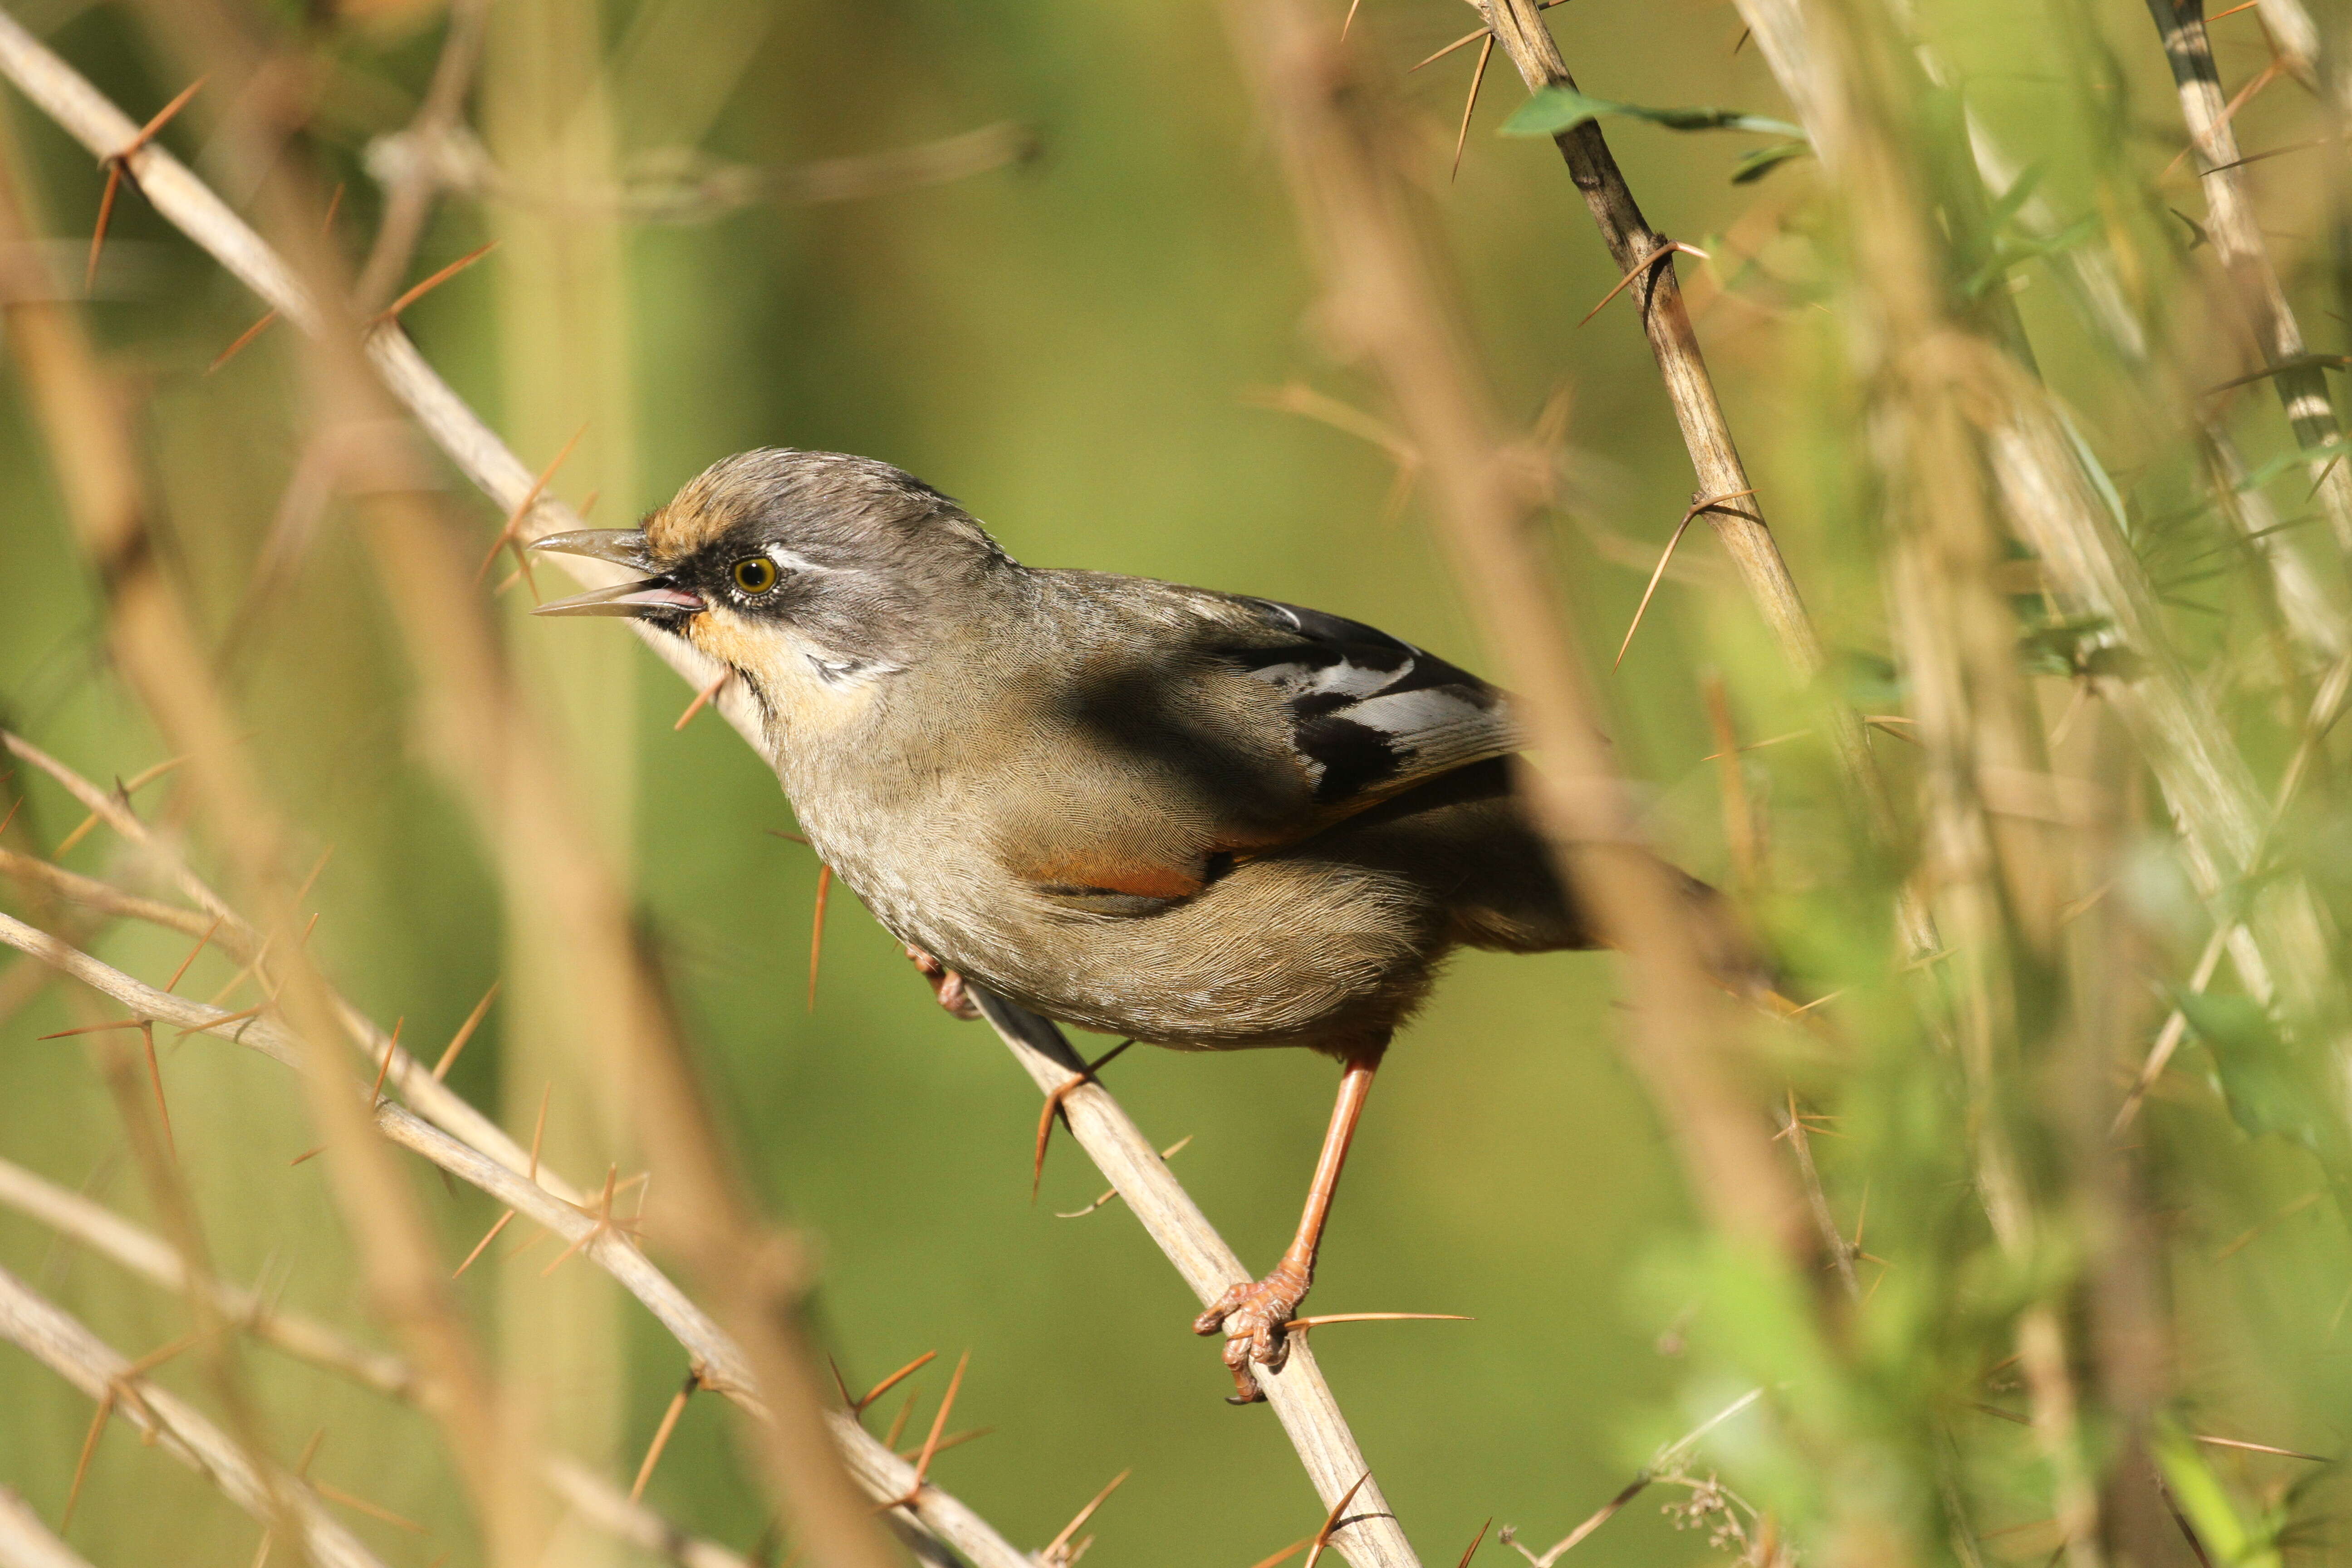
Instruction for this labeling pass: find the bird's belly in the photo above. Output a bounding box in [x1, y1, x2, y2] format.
[821, 838, 1445, 1051]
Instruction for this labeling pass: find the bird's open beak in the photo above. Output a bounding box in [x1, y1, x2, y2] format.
[529, 529, 707, 619]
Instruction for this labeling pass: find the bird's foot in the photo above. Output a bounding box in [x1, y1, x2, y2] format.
[904, 945, 981, 1020]
[1193, 1261, 1311, 1404]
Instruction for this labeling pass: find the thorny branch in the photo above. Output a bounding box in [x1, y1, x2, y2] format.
[0, 10, 1410, 1560]
[1468, 0, 1911, 910]
[0, 904, 1016, 1568]
[0, 1152, 772, 1568]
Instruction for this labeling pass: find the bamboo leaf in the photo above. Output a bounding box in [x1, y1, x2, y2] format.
[1500, 84, 1804, 141]
[1730, 142, 1811, 184]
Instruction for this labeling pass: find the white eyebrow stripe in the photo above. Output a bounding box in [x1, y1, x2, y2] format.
[764, 545, 847, 574]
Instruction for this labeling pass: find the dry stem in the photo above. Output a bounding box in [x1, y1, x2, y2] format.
[0, 1262, 390, 1568]
[0, 1489, 94, 1568]
[0, 905, 1022, 1568]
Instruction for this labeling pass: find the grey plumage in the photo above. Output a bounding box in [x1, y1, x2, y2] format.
[533, 447, 1763, 1401]
[539, 449, 1667, 1055]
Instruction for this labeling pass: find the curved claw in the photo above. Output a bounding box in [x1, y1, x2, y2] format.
[904, 945, 981, 1020]
[1193, 1264, 1310, 1403]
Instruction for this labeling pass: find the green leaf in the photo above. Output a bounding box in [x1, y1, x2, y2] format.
[1730, 142, 1811, 184]
[1962, 215, 2097, 298]
[2234, 437, 2351, 493]
[2153, 1421, 2284, 1568]
[2176, 990, 2320, 1150]
[1500, 84, 1804, 141]
[1982, 162, 2049, 236]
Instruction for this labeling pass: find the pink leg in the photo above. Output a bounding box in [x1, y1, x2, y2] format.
[1193, 1041, 1386, 1402]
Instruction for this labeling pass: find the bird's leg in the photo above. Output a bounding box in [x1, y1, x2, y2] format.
[1194, 1040, 1387, 1403]
[904, 944, 980, 1019]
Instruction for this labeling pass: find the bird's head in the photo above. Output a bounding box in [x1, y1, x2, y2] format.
[530, 449, 1012, 705]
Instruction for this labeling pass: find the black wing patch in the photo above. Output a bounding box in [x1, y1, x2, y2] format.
[1227, 598, 1518, 806]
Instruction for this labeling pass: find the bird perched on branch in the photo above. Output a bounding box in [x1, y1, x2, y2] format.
[533, 449, 1761, 1402]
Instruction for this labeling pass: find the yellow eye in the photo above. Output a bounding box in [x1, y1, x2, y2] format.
[732, 556, 779, 594]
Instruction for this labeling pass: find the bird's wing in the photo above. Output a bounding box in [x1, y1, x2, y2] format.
[1212, 594, 1521, 818]
[997, 583, 1521, 916]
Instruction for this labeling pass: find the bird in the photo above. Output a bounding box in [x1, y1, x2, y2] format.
[530, 448, 1762, 1402]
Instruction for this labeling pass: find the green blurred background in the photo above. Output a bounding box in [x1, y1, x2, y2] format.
[0, 0, 2336, 1562]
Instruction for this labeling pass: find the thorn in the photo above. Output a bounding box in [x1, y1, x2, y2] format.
[829, 1357, 858, 1411]
[1456, 1517, 1492, 1567]
[629, 1369, 699, 1502]
[1615, 489, 1755, 669]
[1864, 713, 1921, 742]
[1246, 1542, 1310, 1568]
[431, 980, 500, 1080]
[372, 240, 498, 326]
[138, 1021, 173, 1162]
[541, 1164, 619, 1276]
[165, 917, 223, 992]
[1034, 1039, 1135, 1199]
[1578, 238, 1705, 328]
[855, 1351, 940, 1416]
[174, 1002, 265, 1040]
[878, 1350, 970, 1510]
[63, 1388, 115, 1527]
[83, 76, 206, 296]
[203, 930, 273, 1008]
[527, 1081, 551, 1179]
[501, 1228, 549, 1265]
[896, 1426, 993, 1462]
[675, 671, 730, 731]
[1339, 0, 1364, 40]
[882, 1384, 921, 1453]
[368, 1017, 404, 1107]
[208, 309, 278, 374]
[2201, 137, 2330, 176]
[289, 1143, 327, 1167]
[1285, 1312, 1473, 1331]
[0, 794, 19, 838]
[1410, 0, 1564, 70]
[39, 1018, 151, 1039]
[808, 863, 832, 1013]
[313, 1482, 427, 1534]
[1042, 1469, 1130, 1563]
[766, 828, 813, 846]
[2163, 56, 2285, 180]
[451, 1210, 515, 1278]
[84, 162, 121, 295]
[1303, 1472, 1372, 1568]
[1058, 1133, 1192, 1218]
[1413, 25, 1489, 72]
[2191, 1433, 2329, 1462]
[2214, 1191, 2324, 1259]
[474, 420, 585, 593]
[1452, 35, 1494, 182]
[52, 809, 104, 857]
[292, 844, 335, 908]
